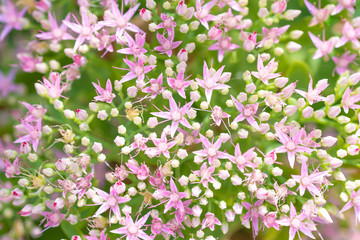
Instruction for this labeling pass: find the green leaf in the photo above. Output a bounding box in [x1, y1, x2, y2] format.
[356, 0, 360, 17]
[60, 221, 85, 239]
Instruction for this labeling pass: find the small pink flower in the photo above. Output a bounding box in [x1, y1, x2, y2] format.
[63, 8, 102, 51]
[167, 70, 192, 99]
[308, 32, 336, 60]
[342, 87, 360, 113]
[195, 61, 229, 103]
[211, 106, 230, 126]
[208, 36, 239, 62]
[251, 55, 281, 84]
[0, 0, 27, 41]
[39, 72, 66, 99]
[193, 134, 229, 165]
[276, 203, 315, 240]
[99, 0, 142, 41]
[304, 0, 330, 27]
[93, 185, 130, 223]
[154, 32, 182, 57]
[231, 95, 260, 130]
[116, 57, 155, 84]
[111, 212, 152, 240]
[194, 0, 217, 29]
[36, 12, 73, 42]
[151, 96, 193, 137]
[332, 51, 357, 75]
[92, 79, 115, 103]
[295, 75, 328, 105]
[201, 212, 221, 231]
[291, 161, 329, 196]
[340, 189, 360, 223]
[274, 125, 314, 168]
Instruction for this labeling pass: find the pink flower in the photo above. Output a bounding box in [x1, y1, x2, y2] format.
[332, 51, 357, 75]
[259, 25, 290, 46]
[208, 36, 239, 62]
[39, 72, 66, 99]
[154, 32, 182, 57]
[342, 87, 360, 113]
[218, 0, 245, 12]
[142, 73, 165, 99]
[41, 202, 65, 230]
[93, 186, 130, 222]
[14, 119, 42, 152]
[332, 0, 355, 15]
[193, 134, 229, 165]
[229, 143, 257, 172]
[276, 203, 315, 240]
[201, 212, 221, 231]
[85, 230, 109, 240]
[0, 0, 27, 41]
[157, 178, 188, 223]
[17, 53, 41, 73]
[99, 1, 141, 41]
[274, 125, 314, 168]
[116, 57, 155, 84]
[211, 106, 230, 126]
[111, 212, 152, 240]
[304, 0, 330, 27]
[0, 69, 20, 98]
[340, 189, 360, 224]
[231, 95, 260, 130]
[295, 75, 328, 105]
[291, 161, 329, 196]
[195, 61, 229, 103]
[151, 96, 193, 137]
[92, 79, 115, 103]
[335, 21, 360, 48]
[167, 70, 192, 99]
[192, 162, 216, 187]
[157, 14, 176, 32]
[63, 8, 102, 51]
[177, 127, 201, 146]
[4, 157, 20, 178]
[242, 200, 264, 237]
[194, 0, 217, 29]
[147, 131, 177, 158]
[36, 12, 73, 42]
[95, 29, 116, 56]
[20, 101, 46, 121]
[117, 31, 147, 56]
[308, 32, 336, 60]
[264, 212, 280, 230]
[126, 159, 150, 180]
[251, 55, 281, 84]
[150, 217, 174, 238]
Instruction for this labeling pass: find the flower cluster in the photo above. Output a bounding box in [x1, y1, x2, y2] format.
[1, 0, 360, 240]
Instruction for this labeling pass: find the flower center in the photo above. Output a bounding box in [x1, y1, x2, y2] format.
[127, 224, 139, 235]
[116, 16, 127, 27]
[134, 65, 144, 76]
[291, 218, 301, 228]
[30, 129, 40, 139]
[171, 111, 182, 121]
[285, 141, 296, 151]
[52, 28, 63, 38]
[353, 196, 360, 206]
[207, 146, 217, 157]
[205, 79, 216, 89]
[236, 155, 246, 165]
[243, 106, 254, 117]
[301, 176, 311, 186]
[170, 193, 180, 202]
[158, 142, 168, 152]
[81, 26, 91, 36]
[107, 196, 117, 207]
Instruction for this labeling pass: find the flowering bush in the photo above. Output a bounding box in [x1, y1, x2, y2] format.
[1, 0, 360, 239]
